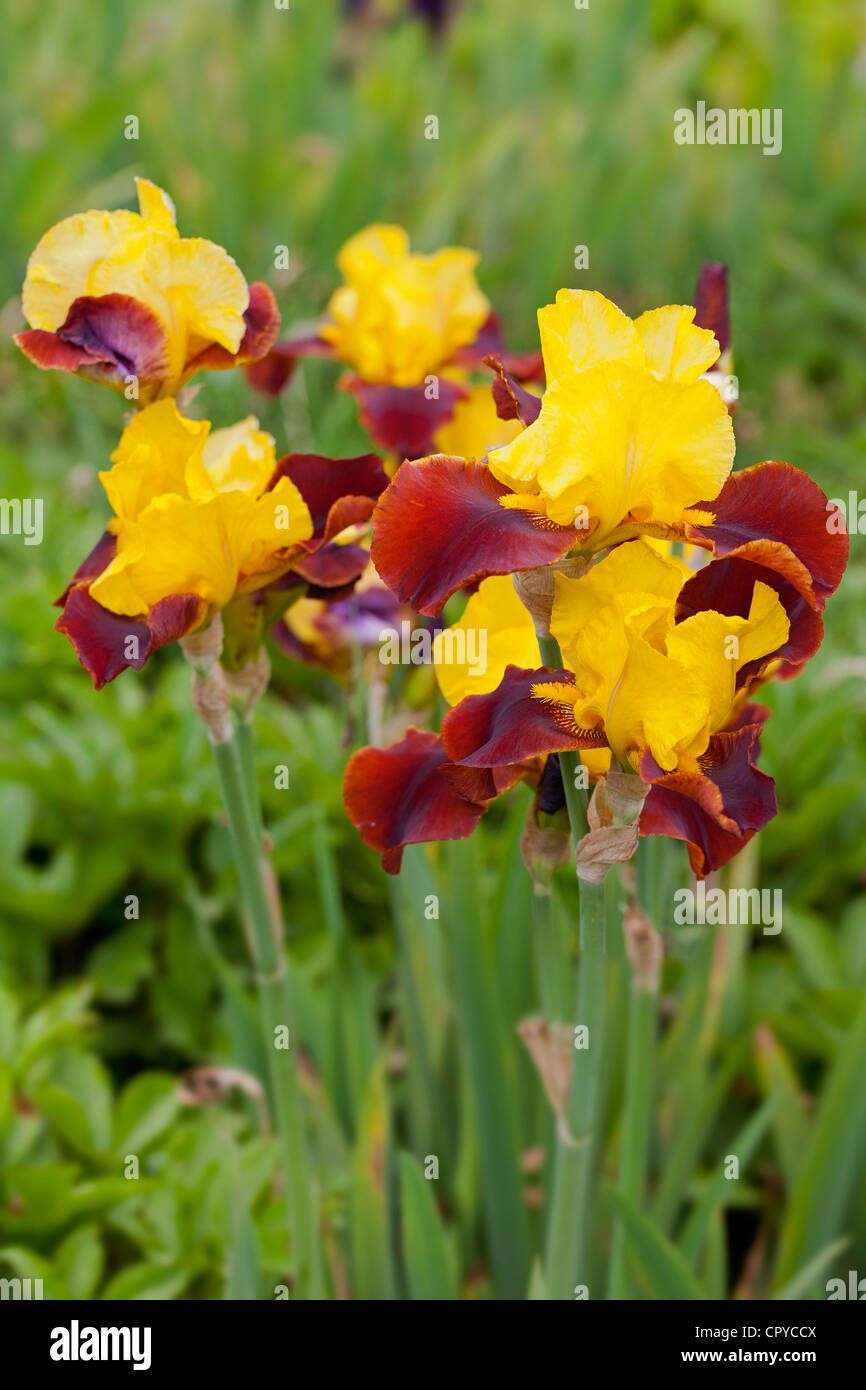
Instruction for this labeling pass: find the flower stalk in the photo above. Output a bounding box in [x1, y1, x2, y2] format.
[607, 878, 663, 1299]
[533, 625, 606, 1297]
[182, 623, 325, 1299]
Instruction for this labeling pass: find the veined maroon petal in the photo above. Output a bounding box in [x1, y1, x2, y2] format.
[371, 455, 582, 616]
[244, 332, 335, 396]
[639, 720, 776, 877]
[484, 354, 542, 427]
[442, 665, 606, 767]
[16, 294, 169, 386]
[268, 452, 387, 541]
[189, 282, 281, 373]
[676, 555, 824, 682]
[341, 376, 469, 461]
[292, 542, 369, 589]
[689, 461, 849, 611]
[694, 263, 730, 355]
[56, 586, 204, 690]
[343, 728, 489, 873]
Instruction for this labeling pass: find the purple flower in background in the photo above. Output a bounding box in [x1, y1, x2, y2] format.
[344, 0, 450, 32]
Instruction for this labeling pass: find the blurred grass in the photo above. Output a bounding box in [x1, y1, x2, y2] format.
[0, 0, 865, 1299]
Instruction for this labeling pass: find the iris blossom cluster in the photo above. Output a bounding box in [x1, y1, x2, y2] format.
[16, 183, 388, 690]
[344, 287, 848, 876]
[54, 400, 387, 687]
[16, 179, 280, 404]
[248, 223, 542, 462]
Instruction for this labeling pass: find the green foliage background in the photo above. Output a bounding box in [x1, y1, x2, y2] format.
[0, 0, 864, 1299]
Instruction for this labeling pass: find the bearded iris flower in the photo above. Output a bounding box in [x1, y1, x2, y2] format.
[56, 401, 388, 687]
[369, 289, 748, 613]
[345, 281, 847, 876]
[247, 223, 542, 460]
[344, 467, 848, 874]
[16, 178, 280, 402]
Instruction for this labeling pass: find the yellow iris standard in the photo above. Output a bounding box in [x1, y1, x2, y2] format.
[488, 290, 735, 544]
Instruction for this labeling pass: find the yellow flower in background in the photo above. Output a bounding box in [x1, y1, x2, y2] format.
[320, 224, 490, 386]
[544, 539, 789, 773]
[17, 179, 277, 401]
[90, 401, 312, 619]
[432, 382, 530, 458]
[488, 289, 734, 543]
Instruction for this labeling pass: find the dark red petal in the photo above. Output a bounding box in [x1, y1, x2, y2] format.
[343, 728, 489, 873]
[453, 314, 544, 382]
[484, 354, 542, 427]
[320, 494, 378, 545]
[16, 294, 169, 385]
[639, 721, 776, 877]
[15, 329, 103, 372]
[676, 555, 824, 681]
[693, 262, 730, 355]
[269, 452, 387, 541]
[371, 455, 582, 617]
[689, 461, 848, 611]
[727, 701, 771, 735]
[291, 542, 368, 589]
[441, 760, 536, 803]
[56, 587, 204, 690]
[54, 530, 116, 605]
[188, 282, 281, 373]
[497, 349, 545, 383]
[450, 312, 507, 368]
[244, 332, 335, 396]
[341, 376, 469, 460]
[442, 665, 606, 767]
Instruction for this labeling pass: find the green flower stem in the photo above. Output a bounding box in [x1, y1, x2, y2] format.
[608, 843, 660, 1298]
[234, 716, 264, 841]
[387, 874, 439, 1153]
[211, 733, 325, 1300]
[533, 885, 564, 1023]
[544, 877, 606, 1298]
[534, 629, 606, 1297]
[447, 837, 531, 1299]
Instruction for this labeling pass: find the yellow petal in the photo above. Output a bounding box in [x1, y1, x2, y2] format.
[606, 622, 710, 771]
[550, 538, 683, 661]
[21, 208, 145, 330]
[633, 305, 720, 382]
[434, 574, 540, 706]
[487, 415, 552, 492]
[537, 289, 643, 383]
[336, 224, 410, 281]
[323, 225, 489, 386]
[134, 178, 178, 236]
[90, 231, 249, 379]
[549, 540, 710, 769]
[433, 384, 525, 458]
[665, 581, 789, 736]
[100, 400, 213, 521]
[203, 417, 276, 496]
[527, 362, 734, 538]
[229, 475, 313, 590]
[92, 494, 237, 615]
